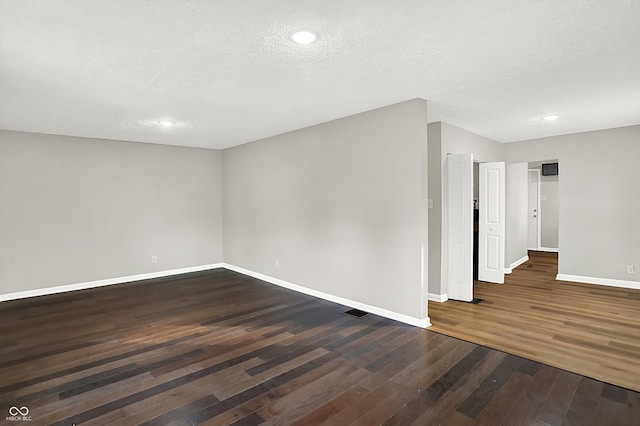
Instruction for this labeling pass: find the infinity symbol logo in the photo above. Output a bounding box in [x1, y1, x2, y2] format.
[9, 406, 29, 416]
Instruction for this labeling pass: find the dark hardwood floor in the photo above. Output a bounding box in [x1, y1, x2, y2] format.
[1, 268, 639, 425]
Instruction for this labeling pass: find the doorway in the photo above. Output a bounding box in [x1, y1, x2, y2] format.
[473, 162, 480, 280]
[444, 155, 506, 302]
[527, 160, 559, 253]
[528, 169, 541, 250]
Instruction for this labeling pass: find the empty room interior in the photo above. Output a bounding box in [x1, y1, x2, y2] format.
[1, 1, 639, 425]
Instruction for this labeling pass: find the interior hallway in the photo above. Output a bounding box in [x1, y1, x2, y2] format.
[428, 251, 640, 392]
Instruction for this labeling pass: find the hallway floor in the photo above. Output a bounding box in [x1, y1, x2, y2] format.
[428, 251, 640, 392]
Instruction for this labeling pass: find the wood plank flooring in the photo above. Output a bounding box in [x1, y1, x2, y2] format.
[1, 266, 639, 425]
[429, 250, 640, 393]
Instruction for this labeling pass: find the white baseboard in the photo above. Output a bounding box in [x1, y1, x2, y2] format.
[556, 274, 640, 291]
[428, 292, 448, 303]
[0, 263, 224, 302]
[505, 255, 529, 274]
[538, 247, 559, 253]
[1, 262, 432, 329]
[223, 263, 431, 328]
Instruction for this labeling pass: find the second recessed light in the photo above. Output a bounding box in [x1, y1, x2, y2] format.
[291, 31, 317, 44]
[541, 115, 559, 121]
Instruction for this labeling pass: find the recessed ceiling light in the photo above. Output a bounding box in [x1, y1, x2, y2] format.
[541, 115, 559, 121]
[291, 31, 317, 44]
[157, 120, 175, 127]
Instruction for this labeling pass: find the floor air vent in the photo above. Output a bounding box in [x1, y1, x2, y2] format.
[345, 308, 369, 318]
[470, 298, 484, 304]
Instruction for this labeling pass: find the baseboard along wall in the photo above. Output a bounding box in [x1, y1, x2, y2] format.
[538, 247, 559, 253]
[428, 292, 448, 303]
[556, 274, 640, 291]
[0, 263, 431, 329]
[223, 264, 431, 328]
[0, 264, 225, 302]
[505, 255, 530, 274]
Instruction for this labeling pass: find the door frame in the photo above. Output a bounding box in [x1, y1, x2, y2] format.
[528, 168, 541, 250]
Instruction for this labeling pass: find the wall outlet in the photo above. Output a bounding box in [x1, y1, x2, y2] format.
[627, 265, 636, 274]
[151, 256, 158, 264]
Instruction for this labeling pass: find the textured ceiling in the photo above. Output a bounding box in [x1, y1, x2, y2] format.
[1, 0, 639, 149]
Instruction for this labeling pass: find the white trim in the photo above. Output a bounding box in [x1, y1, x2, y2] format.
[556, 274, 640, 291]
[534, 166, 542, 247]
[224, 263, 431, 328]
[0, 263, 224, 302]
[1, 262, 433, 329]
[505, 255, 529, 274]
[428, 293, 448, 303]
[538, 247, 559, 253]
[528, 168, 542, 250]
[511, 255, 529, 270]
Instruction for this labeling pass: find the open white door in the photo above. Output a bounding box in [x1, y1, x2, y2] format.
[445, 153, 473, 301]
[479, 162, 505, 283]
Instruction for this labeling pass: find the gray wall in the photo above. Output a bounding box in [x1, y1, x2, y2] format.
[505, 125, 640, 282]
[427, 123, 442, 297]
[223, 99, 429, 320]
[0, 131, 223, 295]
[4, 110, 636, 310]
[441, 122, 505, 165]
[506, 162, 529, 268]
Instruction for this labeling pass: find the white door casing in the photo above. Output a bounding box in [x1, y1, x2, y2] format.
[479, 162, 505, 284]
[528, 169, 541, 250]
[444, 153, 473, 301]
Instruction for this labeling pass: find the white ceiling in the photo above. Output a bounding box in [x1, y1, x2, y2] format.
[1, 0, 639, 149]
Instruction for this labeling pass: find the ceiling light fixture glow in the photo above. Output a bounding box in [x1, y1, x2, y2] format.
[541, 115, 559, 121]
[291, 31, 317, 44]
[157, 120, 175, 127]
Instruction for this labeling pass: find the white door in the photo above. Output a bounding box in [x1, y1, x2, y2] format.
[528, 169, 540, 249]
[445, 153, 473, 301]
[479, 162, 505, 284]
